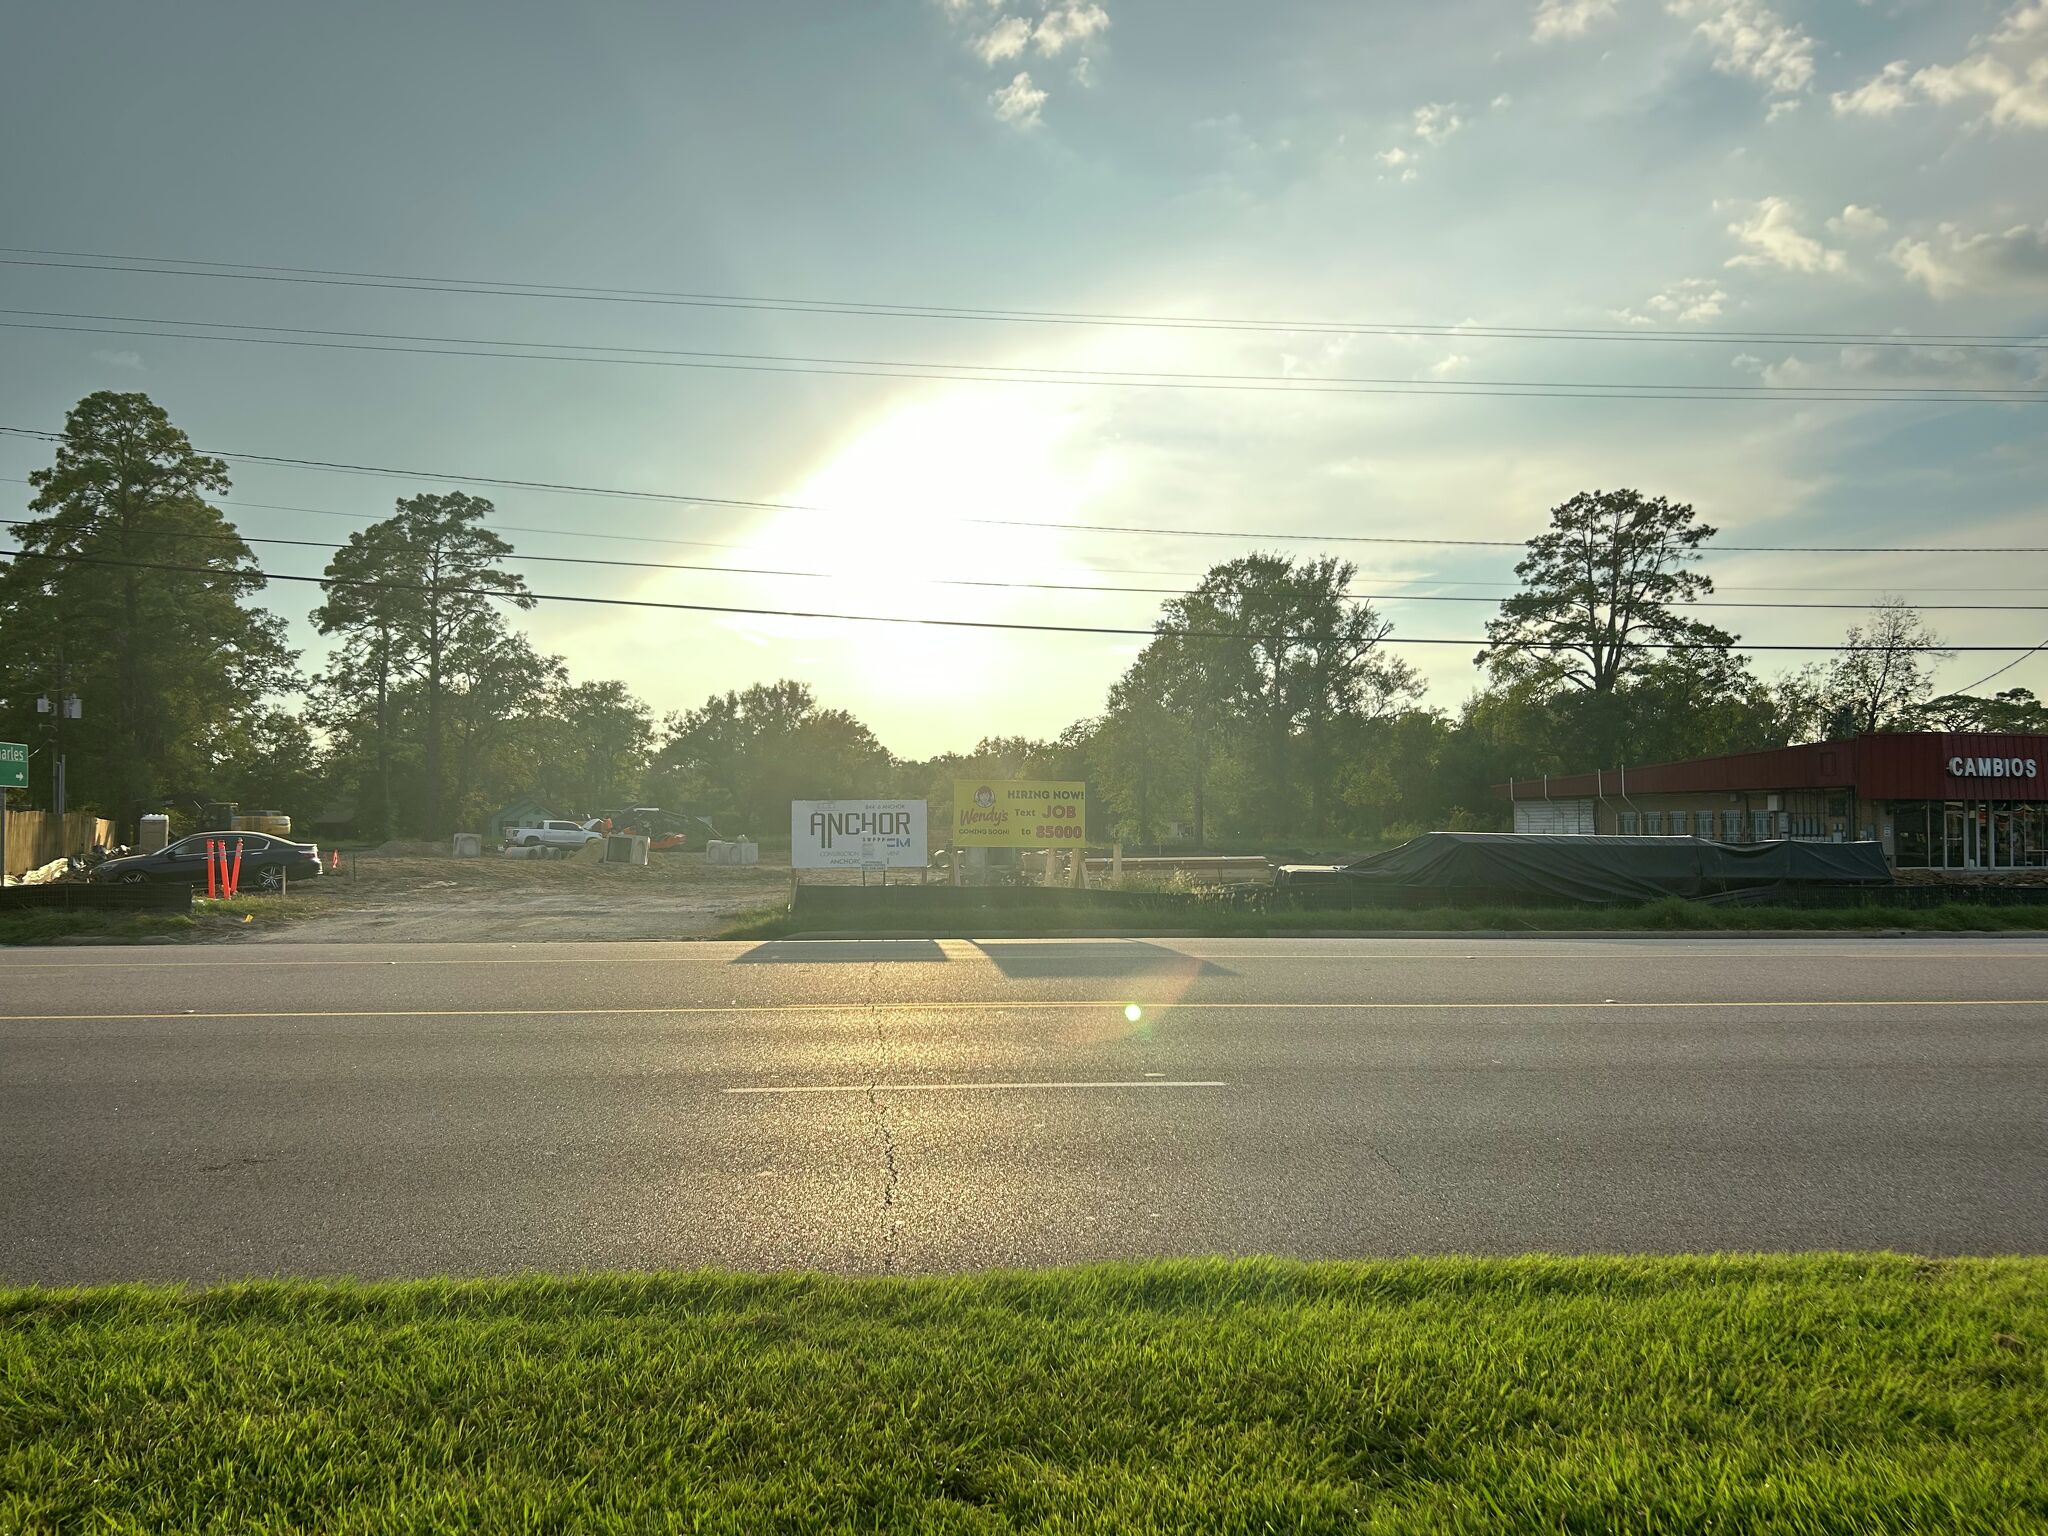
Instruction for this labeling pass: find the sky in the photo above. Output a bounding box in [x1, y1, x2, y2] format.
[2, 0, 2045, 758]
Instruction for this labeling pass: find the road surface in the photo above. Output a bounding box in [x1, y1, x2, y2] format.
[3, 935, 2045, 1283]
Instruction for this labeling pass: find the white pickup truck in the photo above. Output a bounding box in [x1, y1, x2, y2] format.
[504, 819, 604, 849]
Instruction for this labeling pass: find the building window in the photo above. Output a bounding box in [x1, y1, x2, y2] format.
[1720, 810, 1745, 843]
[1751, 811, 1773, 842]
[1893, 804, 1931, 866]
[1643, 811, 1664, 835]
[1619, 812, 1640, 835]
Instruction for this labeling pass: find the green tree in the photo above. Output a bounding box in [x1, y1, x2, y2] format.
[309, 519, 420, 838]
[211, 707, 325, 817]
[1914, 686, 2048, 733]
[648, 680, 890, 831]
[547, 678, 653, 812]
[310, 493, 533, 836]
[0, 392, 296, 824]
[1090, 649, 1189, 845]
[1814, 598, 1953, 736]
[1478, 489, 1733, 764]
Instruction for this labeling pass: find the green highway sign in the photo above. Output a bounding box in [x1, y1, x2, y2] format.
[0, 741, 26, 790]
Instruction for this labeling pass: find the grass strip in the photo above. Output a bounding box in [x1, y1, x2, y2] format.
[724, 896, 2048, 940]
[4, 1256, 2043, 1533]
[0, 894, 301, 946]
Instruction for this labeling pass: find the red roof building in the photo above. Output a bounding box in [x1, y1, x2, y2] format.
[1494, 733, 2047, 870]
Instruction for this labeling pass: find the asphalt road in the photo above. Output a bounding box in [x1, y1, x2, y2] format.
[3, 935, 2046, 1283]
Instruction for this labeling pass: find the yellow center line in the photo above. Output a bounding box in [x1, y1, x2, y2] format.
[3, 999, 2047, 1022]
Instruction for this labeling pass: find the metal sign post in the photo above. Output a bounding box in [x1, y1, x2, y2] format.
[0, 743, 27, 882]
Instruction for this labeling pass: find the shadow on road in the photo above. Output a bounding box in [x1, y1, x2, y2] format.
[967, 940, 1237, 980]
[731, 940, 949, 965]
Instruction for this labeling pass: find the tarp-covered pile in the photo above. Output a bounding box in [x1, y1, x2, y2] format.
[1287, 833, 1891, 904]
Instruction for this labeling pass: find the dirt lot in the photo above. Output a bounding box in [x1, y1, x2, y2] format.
[259, 845, 875, 943]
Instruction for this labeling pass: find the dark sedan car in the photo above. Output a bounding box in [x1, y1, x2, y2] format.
[95, 831, 323, 891]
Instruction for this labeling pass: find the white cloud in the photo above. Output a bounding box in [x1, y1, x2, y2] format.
[1491, 92, 1514, 110]
[1913, 0, 2048, 130]
[1723, 196, 1848, 274]
[1830, 4, 2048, 130]
[1827, 204, 1889, 238]
[1426, 354, 1471, 378]
[1376, 145, 1413, 166]
[1034, 2, 1110, 57]
[989, 70, 1048, 127]
[1764, 97, 1800, 121]
[1891, 219, 2048, 297]
[1412, 102, 1464, 145]
[1616, 276, 1729, 324]
[1752, 343, 2047, 390]
[1072, 53, 1095, 87]
[972, 15, 1031, 64]
[89, 349, 145, 371]
[1831, 60, 1913, 116]
[1666, 0, 1815, 97]
[1532, 0, 1619, 42]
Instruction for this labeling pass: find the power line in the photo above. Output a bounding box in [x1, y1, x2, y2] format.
[6, 246, 2045, 349]
[13, 316, 2045, 406]
[13, 476, 2039, 595]
[7, 424, 2046, 554]
[1948, 637, 2048, 695]
[0, 545, 2037, 651]
[7, 515, 2048, 612]
[9, 307, 2043, 402]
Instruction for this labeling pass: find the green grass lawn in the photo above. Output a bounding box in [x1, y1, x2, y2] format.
[0, 893, 300, 946]
[725, 895, 2048, 940]
[5, 1257, 2043, 1533]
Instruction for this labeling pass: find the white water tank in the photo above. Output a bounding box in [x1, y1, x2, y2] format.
[450, 832, 483, 857]
[605, 834, 651, 865]
[137, 814, 170, 853]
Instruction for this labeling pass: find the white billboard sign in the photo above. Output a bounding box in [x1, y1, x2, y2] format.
[791, 800, 928, 870]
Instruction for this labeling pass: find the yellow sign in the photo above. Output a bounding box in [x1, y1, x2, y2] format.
[953, 779, 1087, 846]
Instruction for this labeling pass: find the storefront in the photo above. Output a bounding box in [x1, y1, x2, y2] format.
[1495, 733, 2048, 871]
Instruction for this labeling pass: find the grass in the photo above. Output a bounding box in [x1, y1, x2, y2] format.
[0, 894, 302, 946]
[2, 1256, 2042, 1533]
[724, 894, 2048, 940]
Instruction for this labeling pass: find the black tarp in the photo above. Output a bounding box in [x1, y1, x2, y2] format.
[1301, 833, 1891, 903]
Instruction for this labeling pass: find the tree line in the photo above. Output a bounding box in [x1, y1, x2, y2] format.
[3, 392, 2041, 846]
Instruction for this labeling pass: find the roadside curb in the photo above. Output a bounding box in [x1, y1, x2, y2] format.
[762, 927, 2037, 941]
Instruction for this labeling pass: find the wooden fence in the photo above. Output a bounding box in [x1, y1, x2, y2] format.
[3, 811, 116, 877]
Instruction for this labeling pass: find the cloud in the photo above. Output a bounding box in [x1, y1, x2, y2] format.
[989, 70, 1048, 127]
[939, 2, 1112, 124]
[1034, 2, 1109, 56]
[1829, 4, 2048, 130]
[1614, 277, 1729, 324]
[1375, 145, 1419, 181]
[1666, 0, 1815, 97]
[1831, 60, 1913, 116]
[1912, 0, 2048, 130]
[1750, 342, 2047, 390]
[1491, 92, 1514, 110]
[1426, 354, 1471, 378]
[1891, 219, 2048, 297]
[1723, 196, 1848, 274]
[1826, 204, 1889, 238]
[1532, 0, 1619, 42]
[89, 349, 145, 370]
[972, 14, 1031, 64]
[1412, 101, 1464, 145]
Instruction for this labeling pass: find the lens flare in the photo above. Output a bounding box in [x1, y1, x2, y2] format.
[1124, 1003, 1143, 1023]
